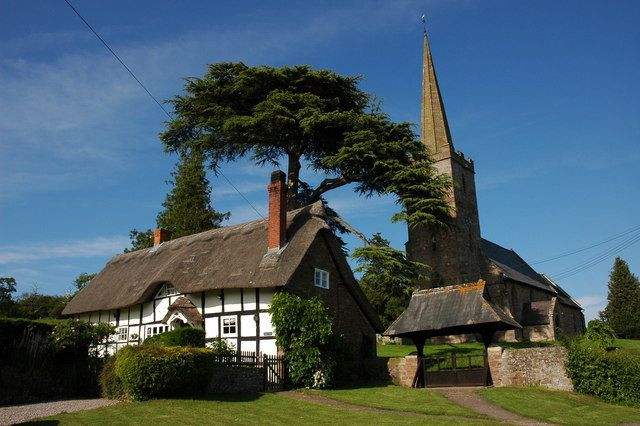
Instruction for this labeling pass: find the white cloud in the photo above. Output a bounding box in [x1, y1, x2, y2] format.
[0, 236, 128, 265]
[576, 294, 607, 322]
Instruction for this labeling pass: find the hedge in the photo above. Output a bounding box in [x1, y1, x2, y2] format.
[566, 339, 640, 406]
[114, 345, 218, 400]
[0, 317, 110, 405]
[142, 327, 205, 348]
[100, 356, 125, 400]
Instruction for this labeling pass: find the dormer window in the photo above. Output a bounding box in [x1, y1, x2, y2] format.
[314, 268, 329, 289]
[155, 283, 178, 299]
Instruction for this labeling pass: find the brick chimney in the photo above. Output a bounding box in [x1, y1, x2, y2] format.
[153, 228, 171, 246]
[267, 170, 287, 251]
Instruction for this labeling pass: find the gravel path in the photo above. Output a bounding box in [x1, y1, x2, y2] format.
[0, 399, 119, 425]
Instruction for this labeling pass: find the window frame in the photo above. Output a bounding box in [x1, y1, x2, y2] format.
[221, 315, 237, 336]
[314, 268, 330, 289]
[155, 282, 178, 299]
[116, 326, 128, 342]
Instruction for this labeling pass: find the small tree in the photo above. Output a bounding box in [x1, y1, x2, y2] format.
[156, 147, 229, 239]
[269, 292, 341, 388]
[600, 257, 640, 339]
[0, 277, 17, 316]
[73, 272, 96, 293]
[352, 233, 425, 328]
[124, 229, 154, 253]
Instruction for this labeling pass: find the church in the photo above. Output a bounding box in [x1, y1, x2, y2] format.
[405, 31, 585, 341]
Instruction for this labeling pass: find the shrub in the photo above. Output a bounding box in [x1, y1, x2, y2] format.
[142, 327, 205, 348]
[565, 338, 640, 406]
[115, 345, 217, 400]
[269, 292, 347, 389]
[584, 319, 616, 348]
[100, 356, 125, 399]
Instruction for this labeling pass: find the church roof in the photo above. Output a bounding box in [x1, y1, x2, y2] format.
[481, 239, 582, 310]
[384, 280, 521, 338]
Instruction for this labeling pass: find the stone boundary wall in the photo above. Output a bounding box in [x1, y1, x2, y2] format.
[488, 346, 573, 391]
[208, 366, 264, 393]
[386, 356, 418, 387]
[382, 346, 573, 391]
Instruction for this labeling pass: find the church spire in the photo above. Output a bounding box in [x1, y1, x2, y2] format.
[421, 30, 454, 155]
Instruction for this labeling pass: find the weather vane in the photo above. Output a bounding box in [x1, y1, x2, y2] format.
[421, 14, 427, 34]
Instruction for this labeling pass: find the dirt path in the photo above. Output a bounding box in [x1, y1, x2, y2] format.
[430, 387, 555, 426]
[0, 398, 119, 425]
[280, 389, 556, 425]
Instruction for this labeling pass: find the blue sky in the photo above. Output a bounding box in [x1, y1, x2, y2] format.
[1, 0, 638, 321]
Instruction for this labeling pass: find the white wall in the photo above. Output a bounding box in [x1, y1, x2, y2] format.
[77, 287, 278, 355]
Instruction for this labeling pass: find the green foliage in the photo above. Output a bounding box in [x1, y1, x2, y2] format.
[0, 277, 17, 316]
[11, 291, 70, 319]
[584, 319, 617, 348]
[74, 272, 96, 293]
[100, 355, 125, 399]
[600, 257, 640, 339]
[124, 228, 154, 253]
[160, 62, 451, 228]
[156, 148, 229, 239]
[269, 292, 343, 388]
[0, 318, 112, 405]
[353, 233, 425, 328]
[114, 345, 218, 400]
[565, 337, 640, 406]
[50, 319, 114, 358]
[142, 327, 206, 348]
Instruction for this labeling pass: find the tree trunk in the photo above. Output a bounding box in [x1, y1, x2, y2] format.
[286, 154, 301, 211]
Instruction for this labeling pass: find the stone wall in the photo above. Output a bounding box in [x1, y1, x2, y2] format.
[386, 355, 419, 387]
[208, 366, 264, 393]
[487, 346, 573, 391]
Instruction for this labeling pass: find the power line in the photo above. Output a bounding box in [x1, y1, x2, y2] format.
[63, 0, 171, 119]
[531, 224, 640, 265]
[63, 0, 265, 220]
[552, 231, 640, 281]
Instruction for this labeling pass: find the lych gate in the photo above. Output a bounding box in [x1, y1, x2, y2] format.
[384, 280, 521, 388]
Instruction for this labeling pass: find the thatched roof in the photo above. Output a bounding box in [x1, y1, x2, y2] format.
[63, 202, 381, 333]
[384, 280, 521, 338]
[161, 296, 204, 325]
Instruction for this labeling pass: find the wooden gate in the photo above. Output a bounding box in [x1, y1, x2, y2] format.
[263, 354, 287, 391]
[420, 351, 488, 387]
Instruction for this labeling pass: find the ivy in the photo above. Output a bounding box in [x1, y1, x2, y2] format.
[269, 292, 343, 388]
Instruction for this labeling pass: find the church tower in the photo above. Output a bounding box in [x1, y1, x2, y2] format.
[406, 31, 483, 288]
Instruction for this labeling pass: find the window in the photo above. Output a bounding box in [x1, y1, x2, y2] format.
[222, 316, 237, 335]
[314, 268, 329, 289]
[116, 326, 128, 342]
[146, 325, 170, 338]
[155, 282, 178, 298]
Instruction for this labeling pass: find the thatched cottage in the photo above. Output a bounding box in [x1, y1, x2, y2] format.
[63, 171, 382, 357]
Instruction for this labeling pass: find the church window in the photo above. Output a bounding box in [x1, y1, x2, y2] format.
[431, 236, 437, 251]
[314, 269, 330, 289]
[462, 176, 467, 193]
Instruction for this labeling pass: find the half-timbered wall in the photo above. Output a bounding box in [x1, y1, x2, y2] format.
[76, 287, 277, 355]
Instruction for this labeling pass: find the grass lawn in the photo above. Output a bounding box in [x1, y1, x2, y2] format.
[377, 340, 561, 358]
[614, 338, 640, 354]
[479, 387, 640, 426]
[307, 383, 486, 419]
[33, 393, 488, 425]
[376, 342, 484, 358]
